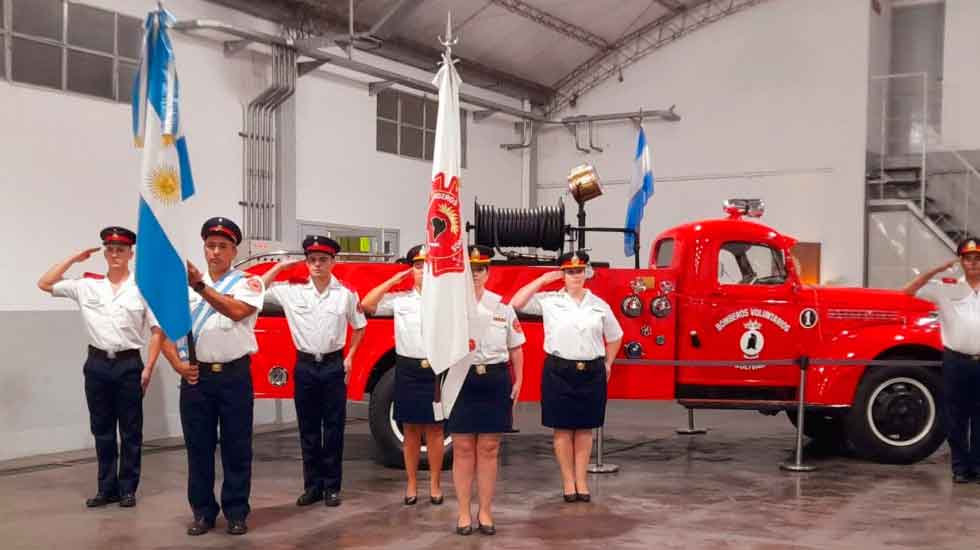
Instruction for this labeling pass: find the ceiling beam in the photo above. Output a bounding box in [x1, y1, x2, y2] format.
[205, 0, 553, 105]
[546, 0, 770, 115]
[653, 0, 687, 14]
[487, 0, 609, 50]
[366, 0, 424, 40]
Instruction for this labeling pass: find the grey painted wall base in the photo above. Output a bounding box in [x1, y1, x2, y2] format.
[0, 310, 296, 461]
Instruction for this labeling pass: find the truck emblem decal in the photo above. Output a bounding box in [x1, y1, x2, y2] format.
[799, 308, 818, 329]
[715, 308, 790, 332]
[739, 320, 765, 359]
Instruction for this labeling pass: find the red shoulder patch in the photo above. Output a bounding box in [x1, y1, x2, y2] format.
[246, 277, 263, 292]
[512, 318, 523, 333]
[356, 302, 364, 314]
[468, 339, 476, 351]
[942, 277, 958, 284]
[82, 272, 105, 280]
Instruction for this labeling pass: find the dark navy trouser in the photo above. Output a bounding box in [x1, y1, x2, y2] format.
[943, 348, 980, 476]
[294, 352, 347, 493]
[179, 355, 254, 522]
[83, 348, 144, 496]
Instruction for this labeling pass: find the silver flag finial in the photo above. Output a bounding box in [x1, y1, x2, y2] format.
[439, 11, 458, 48]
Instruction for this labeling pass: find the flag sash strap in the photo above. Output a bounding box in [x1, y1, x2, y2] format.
[190, 270, 243, 341]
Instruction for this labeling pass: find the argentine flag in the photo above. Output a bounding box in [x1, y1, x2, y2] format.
[133, 7, 195, 340]
[624, 127, 654, 257]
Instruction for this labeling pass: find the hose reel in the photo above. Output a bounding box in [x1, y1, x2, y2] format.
[471, 200, 566, 254]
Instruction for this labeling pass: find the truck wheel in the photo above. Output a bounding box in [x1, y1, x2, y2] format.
[845, 365, 943, 464]
[786, 410, 847, 442]
[367, 368, 453, 469]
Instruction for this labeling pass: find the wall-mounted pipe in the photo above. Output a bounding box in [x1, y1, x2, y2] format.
[587, 121, 603, 153]
[565, 122, 590, 154]
[501, 120, 534, 150]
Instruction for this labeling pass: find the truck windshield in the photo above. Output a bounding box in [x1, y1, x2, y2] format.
[718, 242, 787, 286]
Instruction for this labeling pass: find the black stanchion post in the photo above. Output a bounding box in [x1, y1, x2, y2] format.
[780, 355, 817, 472]
[587, 427, 619, 474]
[676, 408, 707, 435]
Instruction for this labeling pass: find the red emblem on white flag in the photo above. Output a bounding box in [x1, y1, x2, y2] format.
[426, 171, 464, 277]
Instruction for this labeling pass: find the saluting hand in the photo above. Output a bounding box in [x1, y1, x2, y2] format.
[390, 268, 413, 284]
[186, 261, 204, 286]
[541, 270, 564, 284]
[939, 258, 958, 272]
[72, 247, 102, 264]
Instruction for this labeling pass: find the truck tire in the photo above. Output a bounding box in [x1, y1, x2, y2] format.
[845, 364, 944, 464]
[786, 410, 847, 442]
[367, 367, 453, 469]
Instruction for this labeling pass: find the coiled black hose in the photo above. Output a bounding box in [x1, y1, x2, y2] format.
[473, 200, 566, 252]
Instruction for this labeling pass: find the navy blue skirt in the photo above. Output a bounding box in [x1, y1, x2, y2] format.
[541, 355, 607, 430]
[394, 355, 441, 424]
[447, 363, 513, 434]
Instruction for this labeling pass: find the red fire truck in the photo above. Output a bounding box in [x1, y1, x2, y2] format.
[243, 199, 944, 467]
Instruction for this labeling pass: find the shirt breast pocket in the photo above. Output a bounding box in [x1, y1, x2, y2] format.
[575, 308, 604, 333]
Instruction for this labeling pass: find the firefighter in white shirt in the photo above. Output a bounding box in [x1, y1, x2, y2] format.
[261, 235, 366, 508]
[905, 237, 980, 484]
[510, 250, 623, 503]
[37, 226, 163, 509]
[159, 217, 264, 536]
[361, 245, 446, 506]
[449, 245, 525, 536]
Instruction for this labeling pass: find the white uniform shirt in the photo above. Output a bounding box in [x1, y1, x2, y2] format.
[917, 278, 980, 355]
[471, 290, 526, 365]
[521, 289, 624, 360]
[189, 270, 265, 363]
[375, 289, 425, 359]
[267, 276, 367, 355]
[52, 274, 158, 352]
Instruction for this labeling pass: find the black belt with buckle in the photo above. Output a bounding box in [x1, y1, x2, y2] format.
[297, 350, 343, 364]
[946, 348, 980, 362]
[472, 363, 508, 375]
[548, 355, 603, 372]
[397, 355, 431, 369]
[88, 345, 140, 361]
[199, 355, 248, 375]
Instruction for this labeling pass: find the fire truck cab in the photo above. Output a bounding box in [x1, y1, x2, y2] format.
[245, 199, 944, 466]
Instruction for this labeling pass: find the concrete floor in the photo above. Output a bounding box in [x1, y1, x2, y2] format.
[2, 401, 979, 550]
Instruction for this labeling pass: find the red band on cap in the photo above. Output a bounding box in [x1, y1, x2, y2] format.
[104, 234, 133, 245]
[306, 243, 337, 255]
[208, 225, 237, 242]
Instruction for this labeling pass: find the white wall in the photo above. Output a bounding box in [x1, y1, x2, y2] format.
[294, 75, 526, 250]
[867, 0, 892, 156]
[535, 0, 871, 286]
[942, 0, 980, 150]
[868, 208, 955, 289]
[0, 0, 525, 460]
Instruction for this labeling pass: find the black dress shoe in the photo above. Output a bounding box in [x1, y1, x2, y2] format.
[324, 491, 341, 507]
[478, 523, 496, 536]
[576, 492, 591, 502]
[86, 494, 120, 508]
[563, 493, 577, 503]
[296, 489, 324, 506]
[404, 495, 418, 506]
[953, 473, 971, 484]
[430, 494, 444, 505]
[227, 519, 248, 536]
[119, 494, 136, 508]
[455, 524, 474, 536]
[186, 517, 215, 536]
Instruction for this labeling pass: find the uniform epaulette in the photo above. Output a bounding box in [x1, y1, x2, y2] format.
[83, 272, 105, 280]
